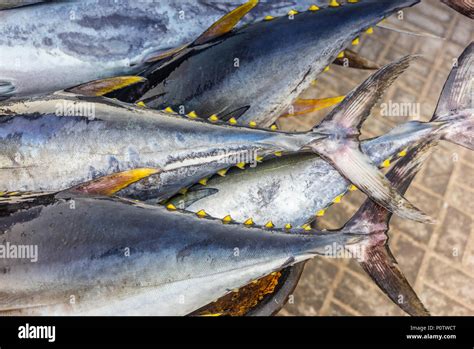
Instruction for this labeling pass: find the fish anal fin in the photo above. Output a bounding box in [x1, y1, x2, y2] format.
[66, 76, 148, 97]
[71, 168, 160, 196]
[193, 0, 259, 45]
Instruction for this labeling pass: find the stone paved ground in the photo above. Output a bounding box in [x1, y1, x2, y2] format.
[279, 0, 473, 316]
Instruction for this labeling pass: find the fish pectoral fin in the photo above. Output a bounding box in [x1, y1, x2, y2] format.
[167, 187, 219, 209]
[70, 168, 161, 196]
[65, 76, 148, 97]
[333, 49, 380, 70]
[0, 80, 16, 100]
[359, 244, 430, 316]
[144, 44, 191, 64]
[281, 96, 345, 118]
[193, 0, 259, 45]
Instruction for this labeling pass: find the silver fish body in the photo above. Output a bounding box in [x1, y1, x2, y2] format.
[0, 192, 360, 316]
[0, 0, 330, 99]
[133, 0, 420, 127]
[170, 121, 438, 228]
[0, 93, 319, 199]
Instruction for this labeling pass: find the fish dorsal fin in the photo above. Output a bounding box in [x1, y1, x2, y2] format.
[144, 0, 258, 64]
[70, 168, 160, 196]
[193, 0, 259, 45]
[66, 76, 148, 97]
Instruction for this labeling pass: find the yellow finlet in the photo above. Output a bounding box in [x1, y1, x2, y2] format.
[236, 162, 246, 170]
[302, 224, 312, 231]
[316, 209, 326, 217]
[222, 215, 233, 224]
[381, 159, 391, 168]
[352, 37, 360, 46]
[166, 203, 177, 211]
[288, 9, 298, 16]
[348, 0, 359, 3]
[270, 124, 278, 131]
[256, 156, 264, 162]
[274, 151, 282, 157]
[349, 184, 358, 192]
[249, 121, 257, 128]
[285, 223, 292, 230]
[136, 101, 146, 107]
[209, 114, 219, 122]
[309, 5, 320, 11]
[366, 27, 374, 35]
[244, 218, 254, 226]
[196, 210, 207, 218]
[337, 51, 345, 59]
[187, 111, 198, 119]
[329, 0, 340, 7]
[217, 169, 228, 177]
[265, 221, 275, 229]
[179, 188, 188, 195]
[228, 117, 238, 125]
[198, 178, 208, 186]
[323, 66, 330, 72]
[333, 194, 344, 204]
[164, 106, 174, 113]
[398, 149, 408, 157]
[264, 15, 274, 21]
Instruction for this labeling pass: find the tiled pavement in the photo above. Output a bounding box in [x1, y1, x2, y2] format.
[279, 0, 473, 316]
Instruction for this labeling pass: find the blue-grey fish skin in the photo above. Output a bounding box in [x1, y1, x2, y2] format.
[0, 93, 319, 199]
[173, 121, 438, 228]
[0, 0, 332, 99]
[134, 0, 419, 127]
[0, 192, 359, 315]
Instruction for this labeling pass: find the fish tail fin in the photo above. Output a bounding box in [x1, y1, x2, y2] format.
[343, 140, 435, 316]
[431, 42, 473, 151]
[441, 0, 474, 19]
[310, 55, 433, 224]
